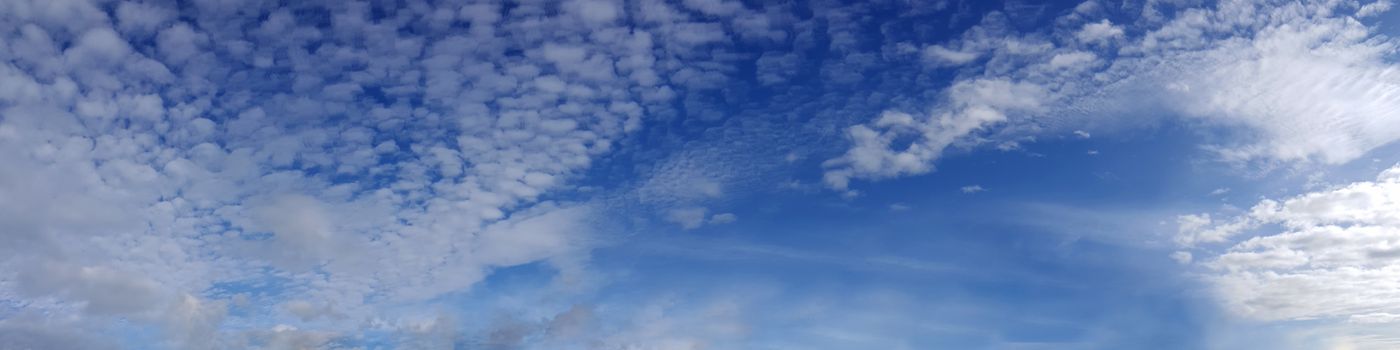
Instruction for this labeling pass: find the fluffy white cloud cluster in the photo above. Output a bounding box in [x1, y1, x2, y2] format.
[823, 80, 1046, 190]
[1179, 165, 1400, 342]
[824, 0, 1400, 189]
[0, 0, 788, 347]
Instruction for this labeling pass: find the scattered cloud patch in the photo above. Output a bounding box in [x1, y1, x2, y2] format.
[1169, 251, 1192, 265]
[0, 0, 793, 344]
[709, 213, 738, 225]
[1076, 19, 1124, 44]
[667, 207, 711, 230]
[922, 45, 981, 66]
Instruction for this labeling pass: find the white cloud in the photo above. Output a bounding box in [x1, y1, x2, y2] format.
[1176, 212, 1258, 247]
[566, 0, 622, 24]
[1161, 12, 1400, 163]
[283, 300, 342, 322]
[0, 320, 110, 350]
[922, 45, 981, 66]
[1186, 164, 1400, 337]
[1047, 51, 1097, 70]
[155, 23, 205, 65]
[1076, 19, 1124, 44]
[163, 294, 228, 349]
[823, 79, 1046, 190]
[250, 195, 333, 246]
[1358, 0, 1393, 17]
[114, 1, 172, 35]
[1170, 251, 1193, 264]
[667, 207, 710, 230]
[825, 0, 1400, 190]
[474, 204, 591, 268]
[1351, 312, 1400, 324]
[15, 262, 164, 315]
[65, 27, 133, 67]
[0, 0, 785, 344]
[961, 185, 985, 194]
[682, 0, 744, 17]
[6, 0, 1396, 346]
[709, 213, 737, 225]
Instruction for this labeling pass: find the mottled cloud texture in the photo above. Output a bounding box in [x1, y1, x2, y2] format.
[4, 0, 1400, 348]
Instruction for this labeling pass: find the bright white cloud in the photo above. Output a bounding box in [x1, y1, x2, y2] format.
[1165, 11, 1400, 163]
[825, 0, 1400, 189]
[1183, 164, 1400, 343]
[922, 45, 981, 66]
[1075, 19, 1124, 44]
[1047, 51, 1097, 70]
[823, 79, 1046, 190]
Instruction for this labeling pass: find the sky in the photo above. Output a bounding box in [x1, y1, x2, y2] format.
[4, 0, 1400, 349]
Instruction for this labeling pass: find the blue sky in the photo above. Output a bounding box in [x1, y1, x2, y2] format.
[4, 0, 1400, 349]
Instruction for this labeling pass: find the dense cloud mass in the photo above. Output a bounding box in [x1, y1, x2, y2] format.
[3, 0, 1400, 348]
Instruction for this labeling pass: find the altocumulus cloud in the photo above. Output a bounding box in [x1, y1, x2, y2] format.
[5, 0, 1400, 348]
[0, 0, 788, 347]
